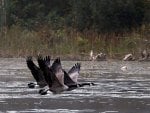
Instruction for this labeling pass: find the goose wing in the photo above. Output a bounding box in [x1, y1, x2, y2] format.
[37, 55, 53, 87]
[37, 55, 51, 71]
[68, 63, 80, 83]
[43, 55, 51, 68]
[63, 70, 76, 86]
[26, 56, 46, 87]
[51, 58, 65, 86]
[37, 56, 65, 93]
[50, 58, 68, 92]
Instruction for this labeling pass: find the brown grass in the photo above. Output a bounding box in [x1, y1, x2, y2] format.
[0, 25, 149, 59]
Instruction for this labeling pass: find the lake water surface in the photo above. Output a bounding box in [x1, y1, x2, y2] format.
[0, 58, 150, 113]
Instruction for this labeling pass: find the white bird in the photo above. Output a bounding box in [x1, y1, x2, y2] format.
[123, 54, 135, 61]
[90, 50, 96, 60]
[121, 66, 127, 71]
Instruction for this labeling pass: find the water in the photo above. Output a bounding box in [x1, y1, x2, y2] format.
[0, 58, 150, 113]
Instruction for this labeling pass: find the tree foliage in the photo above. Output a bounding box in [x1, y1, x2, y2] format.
[6, 0, 149, 33]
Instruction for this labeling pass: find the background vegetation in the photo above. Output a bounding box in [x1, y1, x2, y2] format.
[0, 0, 149, 59]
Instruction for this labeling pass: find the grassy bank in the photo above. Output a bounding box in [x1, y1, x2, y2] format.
[0, 25, 149, 60]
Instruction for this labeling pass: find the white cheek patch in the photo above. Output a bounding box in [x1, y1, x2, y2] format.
[35, 84, 39, 88]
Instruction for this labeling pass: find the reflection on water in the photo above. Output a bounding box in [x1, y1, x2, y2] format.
[0, 58, 150, 113]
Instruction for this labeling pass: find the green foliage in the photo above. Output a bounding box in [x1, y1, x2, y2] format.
[143, 0, 150, 24]
[67, 0, 93, 31]
[90, 0, 146, 33]
[0, 0, 149, 58]
[7, 0, 69, 28]
[46, 11, 65, 29]
[5, 0, 149, 33]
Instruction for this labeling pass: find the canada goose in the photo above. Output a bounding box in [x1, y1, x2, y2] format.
[50, 58, 69, 92]
[37, 55, 53, 87]
[26, 56, 47, 88]
[39, 57, 96, 95]
[39, 61, 78, 94]
[66, 63, 95, 88]
[38, 57, 69, 94]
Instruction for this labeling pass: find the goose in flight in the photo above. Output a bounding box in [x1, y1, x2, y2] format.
[38, 57, 68, 94]
[26, 56, 47, 88]
[38, 57, 95, 95]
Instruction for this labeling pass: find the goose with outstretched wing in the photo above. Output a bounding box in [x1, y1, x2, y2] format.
[39, 57, 95, 95]
[49, 58, 69, 93]
[38, 57, 69, 94]
[26, 56, 47, 88]
[64, 63, 95, 89]
[67, 63, 80, 83]
[37, 55, 52, 86]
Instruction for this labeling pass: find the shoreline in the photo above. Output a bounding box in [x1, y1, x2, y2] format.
[0, 55, 149, 62]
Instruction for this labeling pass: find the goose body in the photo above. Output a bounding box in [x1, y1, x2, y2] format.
[38, 58, 69, 94]
[26, 55, 95, 95]
[39, 57, 95, 95]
